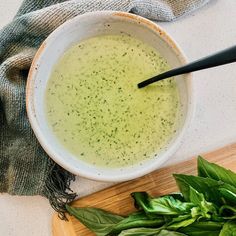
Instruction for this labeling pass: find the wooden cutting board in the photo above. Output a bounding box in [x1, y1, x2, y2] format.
[52, 144, 236, 236]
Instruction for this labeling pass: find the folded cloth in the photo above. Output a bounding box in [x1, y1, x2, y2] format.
[0, 0, 210, 219]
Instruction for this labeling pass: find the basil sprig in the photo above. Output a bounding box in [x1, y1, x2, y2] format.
[66, 157, 236, 235]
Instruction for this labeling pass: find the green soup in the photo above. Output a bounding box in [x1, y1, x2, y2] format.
[45, 34, 181, 168]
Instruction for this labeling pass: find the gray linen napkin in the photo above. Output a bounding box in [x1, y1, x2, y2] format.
[0, 0, 210, 218]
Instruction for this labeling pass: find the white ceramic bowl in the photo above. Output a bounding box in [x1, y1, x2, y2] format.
[26, 11, 194, 182]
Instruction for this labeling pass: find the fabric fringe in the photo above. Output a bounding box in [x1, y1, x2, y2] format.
[43, 162, 77, 220]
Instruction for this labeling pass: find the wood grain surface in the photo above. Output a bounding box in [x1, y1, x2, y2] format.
[52, 144, 236, 236]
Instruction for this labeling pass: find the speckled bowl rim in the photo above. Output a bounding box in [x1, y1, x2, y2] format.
[26, 11, 195, 182]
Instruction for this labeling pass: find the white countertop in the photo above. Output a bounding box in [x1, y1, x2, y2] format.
[1, 1, 236, 235]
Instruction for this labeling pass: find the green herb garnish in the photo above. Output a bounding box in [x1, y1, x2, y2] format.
[66, 157, 236, 235]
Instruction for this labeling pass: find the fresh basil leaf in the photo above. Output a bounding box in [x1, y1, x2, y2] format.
[219, 221, 236, 236]
[179, 221, 223, 236]
[168, 214, 192, 224]
[189, 187, 218, 220]
[132, 192, 194, 215]
[118, 227, 161, 236]
[167, 193, 185, 202]
[149, 196, 194, 215]
[219, 188, 236, 205]
[157, 230, 187, 235]
[66, 205, 123, 236]
[110, 211, 165, 234]
[173, 174, 233, 205]
[198, 156, 236, 187]
[199, 201, 217, 220]
[164, 215, 196, 231]
[167, 217, 196, 230]
[189, 186, 205, 205]
[190, 207, 201, 219]
[189, 187, 208, 219]
[119, 227, 187, 236]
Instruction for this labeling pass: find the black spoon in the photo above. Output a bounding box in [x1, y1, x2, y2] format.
[138, 45, 236, 88]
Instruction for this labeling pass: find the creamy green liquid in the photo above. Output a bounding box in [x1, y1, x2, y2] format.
[45, 34, 181, 168]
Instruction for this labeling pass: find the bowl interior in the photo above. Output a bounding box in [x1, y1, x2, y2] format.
[27, 11, 192, 182]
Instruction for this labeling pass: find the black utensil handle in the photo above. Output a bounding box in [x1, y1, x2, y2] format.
[138, 45, 236, 88]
